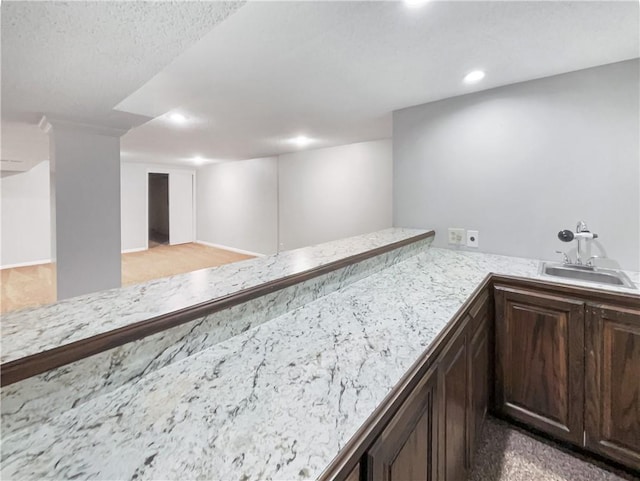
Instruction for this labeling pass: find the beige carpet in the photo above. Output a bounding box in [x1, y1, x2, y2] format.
[470, 418, 637, 481]
[1, 243, 254, 313]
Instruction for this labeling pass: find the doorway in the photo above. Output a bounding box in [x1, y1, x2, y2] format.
[148, 173, 169, 248]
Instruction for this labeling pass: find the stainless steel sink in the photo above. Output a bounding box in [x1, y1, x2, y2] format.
[539, 262, 636, 289]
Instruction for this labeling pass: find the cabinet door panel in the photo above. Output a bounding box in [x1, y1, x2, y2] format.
[367, 367, 438, 481]
[345, 464, 360, 481]
[439, 324, 468, 481]
[390, 409, 430, 480]
[494, 286, 584, 444]
[585, 305, 640, 471]
[468, 313, 490, 466]
[509, 304, 568, 423]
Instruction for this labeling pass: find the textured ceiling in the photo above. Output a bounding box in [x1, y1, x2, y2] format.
[0, 122, 49, 170]
[117, 0, 639, 164]
[1, 0, 244, 164]
[2, 1, 639, 167]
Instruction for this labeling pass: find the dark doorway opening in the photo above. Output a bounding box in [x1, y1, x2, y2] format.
[148, 173, 169, 247]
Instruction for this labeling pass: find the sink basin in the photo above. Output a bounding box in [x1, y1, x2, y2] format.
[539, 262, 636, 289]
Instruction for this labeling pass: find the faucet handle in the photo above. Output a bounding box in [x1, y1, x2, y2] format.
[576, 220, 588, 233]
[555, 250, 571, 265]
[586, 255, 604, 267]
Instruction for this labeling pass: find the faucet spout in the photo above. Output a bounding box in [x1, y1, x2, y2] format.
[556, 221, 598, 265]
[576, 220, 588, 233]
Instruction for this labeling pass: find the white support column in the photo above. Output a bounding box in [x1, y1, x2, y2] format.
[40, 117, 127, 300]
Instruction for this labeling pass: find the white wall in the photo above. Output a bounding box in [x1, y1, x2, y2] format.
[196, 140, 393, 255]
[1, 161, 196, 269]
[394, 60, 640, 271]
[4, 142, 393, 267]
[0, 161, 51, 267]
[120, 162, 147, 252]
[278, 140, 393, 251]
[196, 157, 278, 255]
[49, 124, 122, 299]
[120, 162, 196, 252]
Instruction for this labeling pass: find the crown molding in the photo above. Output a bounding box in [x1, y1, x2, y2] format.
[39, 115, 129, 138]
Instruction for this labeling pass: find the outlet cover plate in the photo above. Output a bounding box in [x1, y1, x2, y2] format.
[467, 230, 479, 248]
[448, 228, 465, 246]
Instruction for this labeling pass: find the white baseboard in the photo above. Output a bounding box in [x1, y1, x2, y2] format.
[196, 240, 266, 257]
[121, 247, 147, 254]
[2, 247, 147, 269]
[0, 258, 52, 269]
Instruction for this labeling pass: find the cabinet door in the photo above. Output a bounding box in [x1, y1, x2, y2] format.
[494, 286, 585, 445]
[439, 323, 469, 481]
[366, 367, 438, 481]
[585, 304, 640, 471]
[344, 463, 360, 481]
[468, 312, 490, 467]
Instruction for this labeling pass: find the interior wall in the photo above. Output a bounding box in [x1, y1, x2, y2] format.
[278, 139, 393, 251]
[393, 59, 640, 271]
[0, 161, 51, 267]
[1, 161, 195, 268]
[2, 142, 393, 268]
[196, 157, 278, 255]
[120, 162, 147, 252]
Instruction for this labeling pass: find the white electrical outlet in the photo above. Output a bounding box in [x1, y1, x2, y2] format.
[467, 230, 479, 248]
[448, 228, 465, 246]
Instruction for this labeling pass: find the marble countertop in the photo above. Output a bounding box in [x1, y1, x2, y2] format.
[0, 228, 428, 364]
[2, 247, 638, 480]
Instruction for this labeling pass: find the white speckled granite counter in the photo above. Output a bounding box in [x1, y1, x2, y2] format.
[2, 230, 432, 435]
[2, 247, 638, 480]
[0, 228, 427, 364]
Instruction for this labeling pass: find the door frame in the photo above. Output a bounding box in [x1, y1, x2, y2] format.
[145, 167, 196, 250]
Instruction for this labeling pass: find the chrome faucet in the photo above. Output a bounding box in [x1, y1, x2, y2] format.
[574, 221, 598, 265]
[586, 255, 601, 267]
[576, 220, 588, 233]
[555, 250, 571, 265]
[557, 220, 598, 266]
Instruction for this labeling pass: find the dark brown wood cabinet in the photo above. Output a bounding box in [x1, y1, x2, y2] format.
[366, 366, 439, 481]
[494, 284, 640, 473]
[468, 311, 490, 467]
[325, 281, 638, 481]
[364, 290, 492, 481]
[438, 323, 470, 481]
[494, 286, 585, 445]
[585, 304, 640, 471]
[345, 464, 360, 481]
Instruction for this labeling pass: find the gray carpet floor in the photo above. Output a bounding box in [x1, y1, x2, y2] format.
[470, 418, 638, 481]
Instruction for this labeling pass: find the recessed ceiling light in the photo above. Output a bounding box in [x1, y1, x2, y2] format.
[290, 135, 313, 147]
[169, 113, 187, 124]
[404, 0, 429, 7]
[464, 70, 486, 84]
[192, 155, 204, 165]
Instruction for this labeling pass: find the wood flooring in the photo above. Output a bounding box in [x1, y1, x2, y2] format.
[1, 243, 254, 313]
